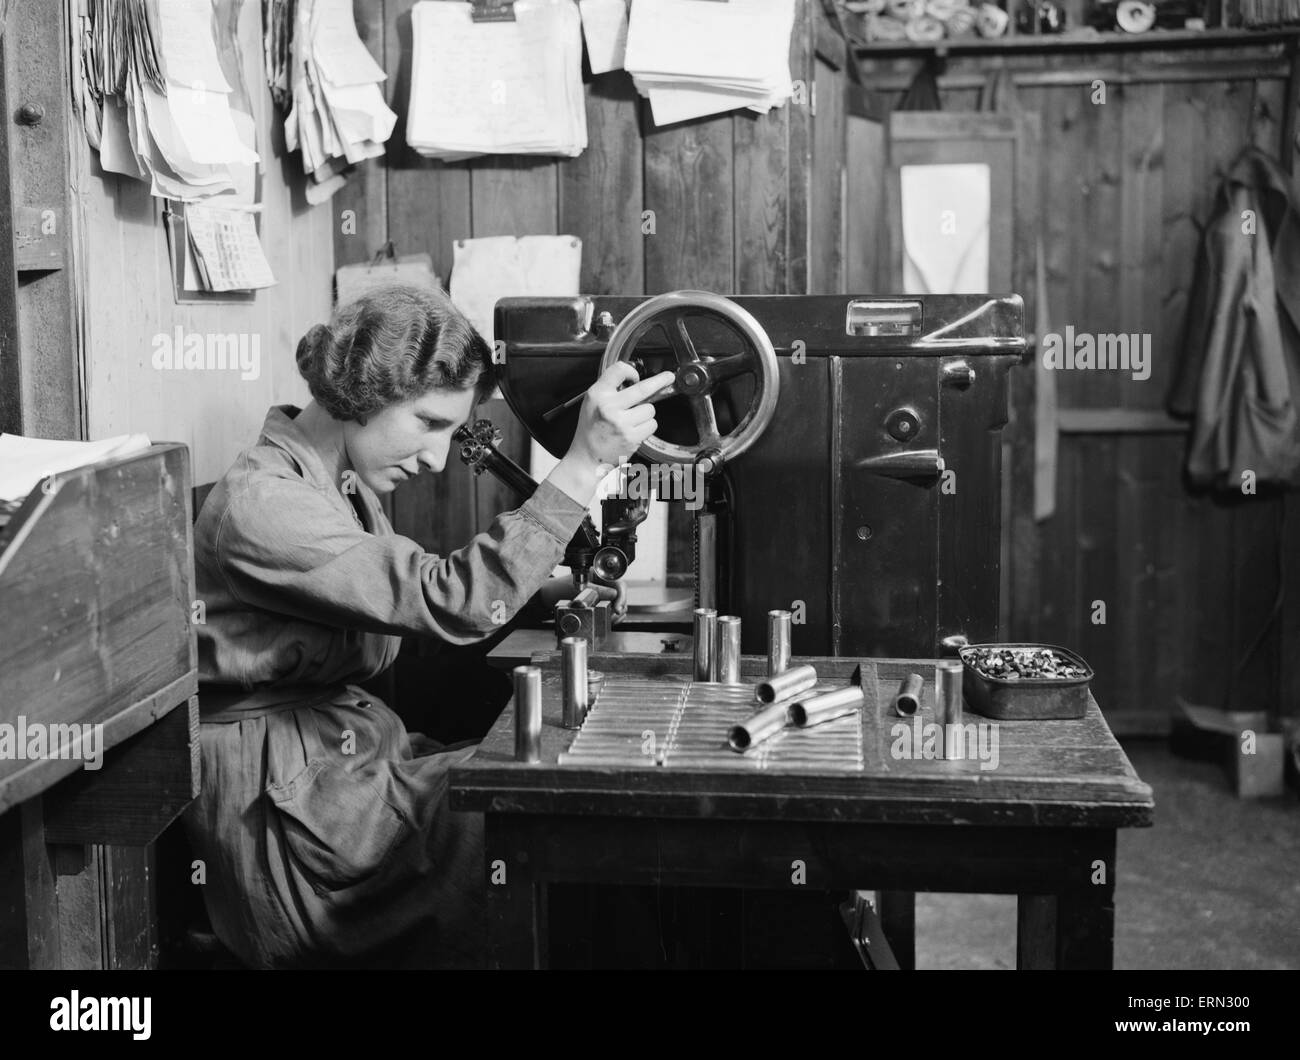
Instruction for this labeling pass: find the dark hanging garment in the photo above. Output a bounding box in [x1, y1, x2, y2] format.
[1168, 146, 1300, 491]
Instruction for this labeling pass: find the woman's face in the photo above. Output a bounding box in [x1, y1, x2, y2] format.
[342, 386, 477, 494]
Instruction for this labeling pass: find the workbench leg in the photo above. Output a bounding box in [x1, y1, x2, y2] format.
[1054, 891, 1114, 970]
[0, 799, 60, 968]
[876, 890, 915, 970]
[1016, 895, 1057, 969]
[484, 816, 545, 969]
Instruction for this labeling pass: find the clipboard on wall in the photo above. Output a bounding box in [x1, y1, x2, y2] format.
[162, 170, 268, 306]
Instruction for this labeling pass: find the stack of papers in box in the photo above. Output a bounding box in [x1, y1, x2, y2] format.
[407, 0, 586, 160]
[284, 0, 397, 204]
[84, 0, 260, 200]
[0, 434, 152, 505]
[624, 0, 797, 127]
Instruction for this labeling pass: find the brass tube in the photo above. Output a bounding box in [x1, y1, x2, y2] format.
[693, 607, 718, 682]
[727, 701, 791, 752]
[936, 660, 964, 760]
[767, 610, 792, 676]
[513, 665, 542, 763]
[787, 685, 865, 727]
[561, 637, 589, 729]
[754, 664, 818, 705]
[718, 615, 742, 684]
[892, 672, 924, 717]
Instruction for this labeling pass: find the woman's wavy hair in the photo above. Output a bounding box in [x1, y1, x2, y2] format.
[295, 284, 495, 421]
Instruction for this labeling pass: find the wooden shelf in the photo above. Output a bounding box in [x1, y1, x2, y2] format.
[854, 26, 1300, 58]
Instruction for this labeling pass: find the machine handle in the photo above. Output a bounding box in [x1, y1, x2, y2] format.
[854, 449, 945, 482]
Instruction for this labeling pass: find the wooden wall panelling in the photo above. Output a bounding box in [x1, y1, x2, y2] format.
[560, 73, 644, 296]
[811, 53, 845, 294]
[786, 0, 814, 295]
[844, 88, 884, 293]
[644, 118, 735, 294]
[1114, 76, 1173, 727]
[1162, 80, 1232, 711]
[1005, 109, 1042, 643]
[734, 105, 791, 296]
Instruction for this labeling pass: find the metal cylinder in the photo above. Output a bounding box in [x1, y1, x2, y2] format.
[570, 585, 600, 609]
[717, 615, 742, 684]
[936, 659, 964, 760]
[892, 672, 924, 717]
[561, 637, 589, 729]
[766, 609, 792, 677]
[693, 607, 717, 682]
[728, 701, 791, 752]
[788, 685, 865, 728]
[513, 665, 542, 763]
[755, 663, 818, 705]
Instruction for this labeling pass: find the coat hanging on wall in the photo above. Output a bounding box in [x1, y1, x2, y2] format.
[1168, 146, 1300, 492]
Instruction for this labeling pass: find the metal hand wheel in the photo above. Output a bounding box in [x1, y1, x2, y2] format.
[598, 290, 780, 470]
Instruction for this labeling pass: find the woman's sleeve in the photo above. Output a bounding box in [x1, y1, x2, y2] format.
[212, 476, 588, 644]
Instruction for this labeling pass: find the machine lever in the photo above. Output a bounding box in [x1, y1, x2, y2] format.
[854, 449, 945, 482]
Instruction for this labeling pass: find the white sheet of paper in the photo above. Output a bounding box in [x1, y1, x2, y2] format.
[624, 0, 794, 81]
[900, 163, 991, 294]
[579, 0, 629, 74]
[0, 433, 152, 503]
[158, 0, 234, 93]
[449, 234, 582, 344]
[311, 0, 388, 86]
[320, 80, 398, 145]
[167, 86, 260, 166]
[98, 97, 144, 179]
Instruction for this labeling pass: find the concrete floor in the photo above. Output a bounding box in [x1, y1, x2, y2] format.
[917, 740, 1300, 970]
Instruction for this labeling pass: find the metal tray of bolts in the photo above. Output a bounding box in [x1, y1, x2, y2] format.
[958, 643, 1094, 720]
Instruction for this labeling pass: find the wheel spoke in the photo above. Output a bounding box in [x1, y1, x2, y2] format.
[690, 395, 721, 448]
[668, 312, 701, 364]
[702, 352, 754, 384]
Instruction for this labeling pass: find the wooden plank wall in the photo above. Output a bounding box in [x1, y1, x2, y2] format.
[856, 42, 1300, 732]
[72, 0, 334, 485]
[337, 0, 847, 708]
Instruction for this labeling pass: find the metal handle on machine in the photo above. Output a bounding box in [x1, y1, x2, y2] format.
[854, 449, 945, 482]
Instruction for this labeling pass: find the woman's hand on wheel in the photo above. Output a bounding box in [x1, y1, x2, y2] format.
[548, 363, 674, 505]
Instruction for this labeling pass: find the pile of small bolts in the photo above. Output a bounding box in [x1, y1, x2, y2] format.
[962, 646, 1087, 681]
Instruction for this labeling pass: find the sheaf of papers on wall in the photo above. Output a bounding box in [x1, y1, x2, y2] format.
[281, 0, 397, 204]
[406, 0, 587, 160]
[79, 0, 261, 201]
[624, 0, 797, 127]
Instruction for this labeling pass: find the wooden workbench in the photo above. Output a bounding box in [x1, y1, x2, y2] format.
[0, 444, 199, 969]
[449, 652, 1154, 969]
